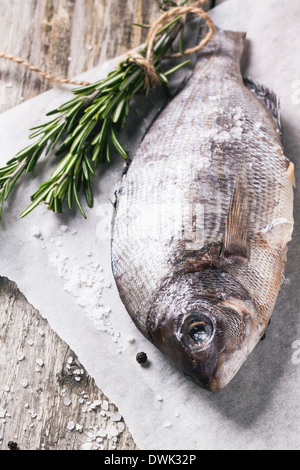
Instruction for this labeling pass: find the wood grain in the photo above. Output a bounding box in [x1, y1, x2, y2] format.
[0, 277, 138, 450]
[0, 0, 161, 113]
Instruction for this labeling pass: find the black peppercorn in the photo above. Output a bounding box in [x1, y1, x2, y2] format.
[136, 351, 148, 364]
[8, 441, 19, 450]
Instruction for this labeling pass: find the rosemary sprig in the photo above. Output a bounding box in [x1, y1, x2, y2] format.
[0, 1, 190, 219]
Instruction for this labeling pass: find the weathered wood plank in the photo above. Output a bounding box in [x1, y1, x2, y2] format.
[0, 0, 161, 113]
[0, 276, 138, 450]
[0, 0, 214, 112]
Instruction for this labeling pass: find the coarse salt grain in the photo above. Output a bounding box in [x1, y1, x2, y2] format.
[126, 335, 135, 344]
[117, 421, 125, 433]
[111, 412, 122, 422]
[102, 400, 109, 411]
[82, 442, 93, 450]
[67, 421, 75, 431]
[17, 351, 25, 361]
[30, 226, 42, 238]
[163, 421, 172, 428]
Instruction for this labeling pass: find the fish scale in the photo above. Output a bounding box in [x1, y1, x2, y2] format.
[111, 27, 294, 391]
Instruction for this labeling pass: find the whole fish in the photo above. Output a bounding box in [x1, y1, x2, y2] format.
[111, 27, 295, 391]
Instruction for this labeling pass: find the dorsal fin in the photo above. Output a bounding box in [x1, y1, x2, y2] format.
[243, 77, 283, 142]
[222, 177, 250, 261]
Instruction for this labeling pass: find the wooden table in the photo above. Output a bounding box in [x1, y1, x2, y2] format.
[0, 0, 215, 451]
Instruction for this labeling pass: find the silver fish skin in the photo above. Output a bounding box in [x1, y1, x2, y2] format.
[111, 28, 294, 391]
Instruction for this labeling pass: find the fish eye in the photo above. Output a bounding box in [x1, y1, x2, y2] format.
[183, 313, 214, 348]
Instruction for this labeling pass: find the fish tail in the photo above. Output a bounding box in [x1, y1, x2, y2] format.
[198, 26, 246, 63]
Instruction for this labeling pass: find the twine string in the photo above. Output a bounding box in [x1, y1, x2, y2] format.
[129, 2, 214, 87]
[0, 1, 214, 89]
[0, 52, 91, 87]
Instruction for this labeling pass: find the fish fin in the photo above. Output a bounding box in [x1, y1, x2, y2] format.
[222, 177, 250, 261]
[243, 77, 283, 142]
[287, 161, 296, 187]
[257, 217, 293, 248]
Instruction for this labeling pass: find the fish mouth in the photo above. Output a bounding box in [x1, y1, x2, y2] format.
[147, 288, 261, 391]
[172, 314, 260, 392]
[183, 308, 261, 392]
[145, 270, 262, 391]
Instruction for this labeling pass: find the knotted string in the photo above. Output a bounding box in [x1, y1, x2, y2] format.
[128, 1, 214, 87]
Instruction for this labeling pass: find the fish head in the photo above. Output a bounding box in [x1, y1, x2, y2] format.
[146, 270, 262, 391]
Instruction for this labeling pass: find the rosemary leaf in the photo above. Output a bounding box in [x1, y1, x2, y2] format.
[0, 3, 196, 220]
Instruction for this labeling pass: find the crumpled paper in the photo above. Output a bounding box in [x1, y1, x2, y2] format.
[1, 0, 300, 450]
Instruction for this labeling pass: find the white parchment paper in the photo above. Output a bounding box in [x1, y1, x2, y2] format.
[1, 0, 300, 450]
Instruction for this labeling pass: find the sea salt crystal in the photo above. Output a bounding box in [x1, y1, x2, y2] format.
[26, 339, 33, 346]
[67, 421, 75, 431]
[30, 226, 42, 238]
[0, 410, 6, 418]
[107, 424, 119, 438]
[111, 412, 122, 422]
[126, 335, 135, 344]
[155, 394, 163, 402]
[21, 379, 29, 388]
[36, 358, 44, 367]
[4, 386, 10, 392]
[76, 424, 83, 432]
[17, 351, 25, 361]
[90, 400, 102, 410]
[38, 328, 44, 336]
[163, 421, 172, 428]
[102, 400, 109, 411]
[82, 442, 93, 450]
[67, 356, 73, 364]
[64, 398, 72, 406]
[117, 422, 125, 433]
[96, 428, 107, 438]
